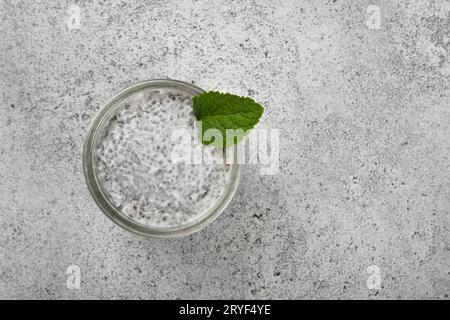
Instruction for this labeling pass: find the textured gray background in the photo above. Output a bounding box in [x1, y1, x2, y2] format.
[1, 0, 449, 300]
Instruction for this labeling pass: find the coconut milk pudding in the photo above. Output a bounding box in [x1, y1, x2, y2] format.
[93, 88, 232, 228]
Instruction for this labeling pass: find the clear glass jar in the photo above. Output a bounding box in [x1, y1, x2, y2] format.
[82, 79, 241, 238]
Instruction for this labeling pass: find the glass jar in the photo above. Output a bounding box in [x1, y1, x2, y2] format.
[82, 79, 241, 238]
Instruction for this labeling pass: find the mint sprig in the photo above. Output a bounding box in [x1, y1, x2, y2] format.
[193, 91, 264, 147]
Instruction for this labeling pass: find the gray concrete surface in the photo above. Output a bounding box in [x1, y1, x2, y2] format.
[1, 0, 449, 299]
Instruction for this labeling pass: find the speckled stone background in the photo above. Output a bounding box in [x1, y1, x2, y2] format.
[1, 0, 449, 300]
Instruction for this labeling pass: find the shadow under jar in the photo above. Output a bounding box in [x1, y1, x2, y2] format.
[83, 80, 241, 238]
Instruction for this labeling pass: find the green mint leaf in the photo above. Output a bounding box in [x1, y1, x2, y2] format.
[193, 91, 264, 147]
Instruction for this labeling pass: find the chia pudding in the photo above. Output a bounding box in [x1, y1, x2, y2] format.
[93, 88, 233, 228]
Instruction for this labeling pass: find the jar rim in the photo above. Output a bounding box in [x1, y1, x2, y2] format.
[82, 79, 241, 238]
